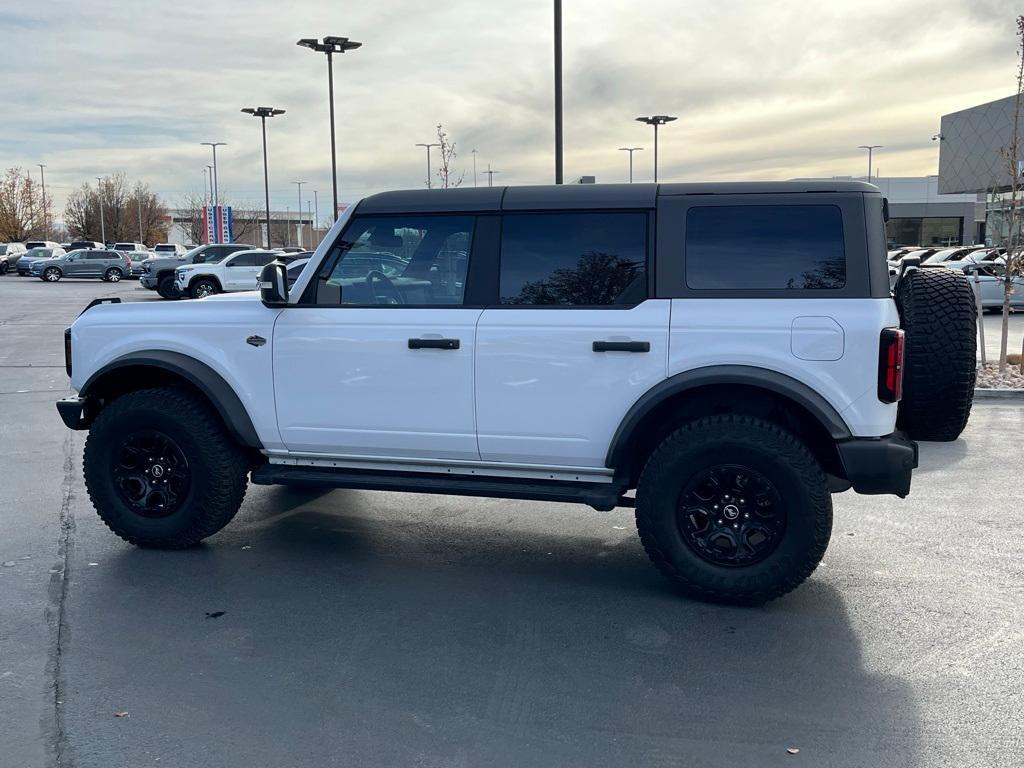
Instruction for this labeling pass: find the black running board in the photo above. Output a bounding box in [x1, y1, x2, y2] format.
[250, 464, 634, 511]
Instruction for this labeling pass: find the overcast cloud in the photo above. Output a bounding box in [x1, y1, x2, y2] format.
[0, 0, 1018, 218]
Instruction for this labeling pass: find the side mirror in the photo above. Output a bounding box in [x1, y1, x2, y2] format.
[259, 261, 289, 307]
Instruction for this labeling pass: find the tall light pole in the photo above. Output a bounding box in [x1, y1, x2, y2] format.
[95, 177, 107, 245]
[307, 199, 314, 247]
[484, 164, 500, 187]
[205, 165, 214, 205]
[36, 163, 47, 236]
[471, 148, 478, 187]
[137, 183, 144, 243]
[554, 0, 563, 184]
[313, 189, 319, 242]
[297, 36, 362, 223]
[415, 143, 440, 188]
[618, 147, 643, 183]
[241, 107, 286, 249]
[292, 181, 306, 248]
[200, 142, 226, 206]
[635, 115, 677, 182]
[858, 145, 883, 183]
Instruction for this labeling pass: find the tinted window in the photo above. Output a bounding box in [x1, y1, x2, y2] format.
[686, 205, 846, 290]
[84, 251, 106, 259]
[313, 215, 473, 306]
[227, 253, 255, 267]
[499, 212, 646, 305]
[253, 252, 277, 267]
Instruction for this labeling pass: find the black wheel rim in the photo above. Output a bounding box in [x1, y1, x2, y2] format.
[676, 464, 786, 567]
[111, 429, 191, 518]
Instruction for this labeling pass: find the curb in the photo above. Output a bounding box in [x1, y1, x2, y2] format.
[974, 388, 1024, 401]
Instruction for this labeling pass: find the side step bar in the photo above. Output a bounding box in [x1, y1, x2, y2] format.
[250, 464, 635, 512]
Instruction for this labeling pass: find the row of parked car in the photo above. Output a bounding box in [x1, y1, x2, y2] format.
[0, 240, 308, 298]
[887, 245, 1019, 311]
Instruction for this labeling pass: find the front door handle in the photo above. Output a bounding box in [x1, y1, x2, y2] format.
[408, 338, 460, 350]
[592, 340, 650, 353]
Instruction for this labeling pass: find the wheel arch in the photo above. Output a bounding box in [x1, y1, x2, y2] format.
[188, 273, 222, 291]
[607, 365, 852, 486]
[79, 351, 262, 449]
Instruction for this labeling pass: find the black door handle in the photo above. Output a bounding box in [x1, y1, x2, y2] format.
[408, 338, 460, 350]
[592, 340, 650, 353]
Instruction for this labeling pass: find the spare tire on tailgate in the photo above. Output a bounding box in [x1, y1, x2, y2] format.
[894, 266, 977, 442]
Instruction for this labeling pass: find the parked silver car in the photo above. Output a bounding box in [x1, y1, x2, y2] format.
[964, 263, 1024, 311]
[0, 243, 27, 274]
[31, 249, 131, 282]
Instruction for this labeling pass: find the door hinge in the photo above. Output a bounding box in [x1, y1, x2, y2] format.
[246, 335, 267, 347]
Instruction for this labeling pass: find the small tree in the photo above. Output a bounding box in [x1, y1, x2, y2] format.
[0, 168, 51, 242]
[435, 124, 464, 189]
[997, 15, 1024, 373]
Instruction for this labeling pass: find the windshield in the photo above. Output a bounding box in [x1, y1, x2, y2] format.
[130, 252, 150, 261]
[202, 251, 232, 264]
[155, 245, 175, 252]
[25, 248, 53, 258]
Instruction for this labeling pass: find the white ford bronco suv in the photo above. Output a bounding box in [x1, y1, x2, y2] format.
[57, 182, 977, 604]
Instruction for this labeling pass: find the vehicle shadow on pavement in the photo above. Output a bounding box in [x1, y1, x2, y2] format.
[912, 435, 969, 476]
[71, 485, 922, 768]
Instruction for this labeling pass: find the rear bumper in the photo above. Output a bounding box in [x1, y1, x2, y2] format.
[836, 432, 918, 497]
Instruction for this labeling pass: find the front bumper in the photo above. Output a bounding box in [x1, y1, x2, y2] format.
[56, 397, 90, 430]
[836, 432, 918, 497]
[140, 274, 158, 288]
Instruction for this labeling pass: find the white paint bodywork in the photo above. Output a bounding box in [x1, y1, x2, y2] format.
[68, 201, 901, 478]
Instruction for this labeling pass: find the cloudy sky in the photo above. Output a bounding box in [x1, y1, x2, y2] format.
[0, 0, 1018, 222]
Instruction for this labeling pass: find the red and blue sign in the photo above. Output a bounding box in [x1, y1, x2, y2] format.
[201, 206, 233, 244]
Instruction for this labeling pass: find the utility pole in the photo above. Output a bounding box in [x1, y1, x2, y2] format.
[554, 0, 563, 184]
[95, 177, 106, 245]
[36, 164, 47, 236]
[292, 181, 306, 248]
[618, 147, 643, 183]
[858, 145, 883, 183]
[415, 143, 440, 188]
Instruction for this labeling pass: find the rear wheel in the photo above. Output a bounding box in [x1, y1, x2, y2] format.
[635, 415, 832, 605]
[0, 261, 8, 275]
[43, 267, 62, 282]
[83, 386, 250, 548]
[104, 267, 123, 282]
[190, 279, 218, 299]
[895, 267, 977, 441]
[156, 275, 181, 299]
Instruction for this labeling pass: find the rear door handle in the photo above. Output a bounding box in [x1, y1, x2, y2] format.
[592, 340, 650, 353]
[408, 338, 460, 350]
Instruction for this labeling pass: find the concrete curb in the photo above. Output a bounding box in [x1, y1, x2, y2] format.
[974, 388, 1024, 401]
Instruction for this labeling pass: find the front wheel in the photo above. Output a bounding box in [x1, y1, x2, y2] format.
[43, 267, 62, 282]
[104, 267, 123, 282]
[156, 276, 181, 299]
[83, 386, 250, 548]
[635, 415, 832, 605]
[190, 279, 218, 299]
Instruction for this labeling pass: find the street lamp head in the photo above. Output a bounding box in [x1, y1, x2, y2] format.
[415, 143, 440, 148]
[636, 115, 677, 126]
[323, 36, 362, 52]
[242, 107, 285, 118]
[618, 147, 644, 152]
[297, 38, 321, 50]
[200, 141, 227, 147]
[858, 144, 883, 150]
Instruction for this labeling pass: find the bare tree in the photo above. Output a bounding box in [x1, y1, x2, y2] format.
[65, 173, 167, 244]
[435, 124, 465, 189]
[0, 168, 51, 241]
[998, 15, 1024, 373]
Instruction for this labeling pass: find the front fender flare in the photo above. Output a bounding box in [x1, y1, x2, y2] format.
[79, 350, 262, 449]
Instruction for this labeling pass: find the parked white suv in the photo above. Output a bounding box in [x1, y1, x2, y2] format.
[152, 243, 188, 257]
[57, 182, 978, 604]
[174, 248, 282, 298]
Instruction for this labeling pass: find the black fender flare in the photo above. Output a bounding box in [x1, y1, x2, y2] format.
[80, 350, 262, 448]
[605, 365, 852, 469]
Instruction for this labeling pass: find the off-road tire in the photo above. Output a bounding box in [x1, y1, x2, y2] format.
[190, 279, 218, 299]
[156, 275, 181, 300]
[43, 267, 62, 282]
[895, 267, 976, 442]
[635, 415, 832, 605]
[83, 386, 249, 548]
[103, 267, 123, 282]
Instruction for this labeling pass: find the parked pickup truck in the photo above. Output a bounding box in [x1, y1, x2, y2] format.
[139, 243, 256, 299]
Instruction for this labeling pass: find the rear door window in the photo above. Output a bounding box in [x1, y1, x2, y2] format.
[685, 205, 846, 290]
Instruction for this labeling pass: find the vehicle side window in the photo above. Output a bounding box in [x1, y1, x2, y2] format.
[311, 214, 474, 306]
[498, 212, 647, 306]
[685, 205, 846, 290]
[86, 251, 107, 260]
[228, 253, 254, 267]
[253, 252, 276, 267]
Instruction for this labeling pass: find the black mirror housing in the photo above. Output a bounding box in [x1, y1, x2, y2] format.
[260, 261, 289, 307]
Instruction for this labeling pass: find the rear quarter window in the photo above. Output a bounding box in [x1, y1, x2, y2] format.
[685, 205, 846, 290]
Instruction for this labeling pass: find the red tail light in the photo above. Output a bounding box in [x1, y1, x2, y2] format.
[877, 327, 904, 403]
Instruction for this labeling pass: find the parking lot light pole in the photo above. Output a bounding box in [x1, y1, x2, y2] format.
[36, 164, 47, 235]
[95, 176, 106, 245]
[297, 36, 362, 223]
[618, 147, 643, 183]
[858, 145, 883, 183]
[292, 181, 306, 248]
[484, 164, 500, 187]
[241, 107, 286, 249]
[200, 142, 226, 207]
[554, 0, 563, 184]
[313, 190, 319, 241]
[635, 115, 677, 182]
[415, 143, 440, 188]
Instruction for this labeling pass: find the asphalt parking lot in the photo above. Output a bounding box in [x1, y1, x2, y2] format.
[1, 276, 1022, 768]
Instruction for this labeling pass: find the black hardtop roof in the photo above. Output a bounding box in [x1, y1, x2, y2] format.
[356, 181, 879, 214]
